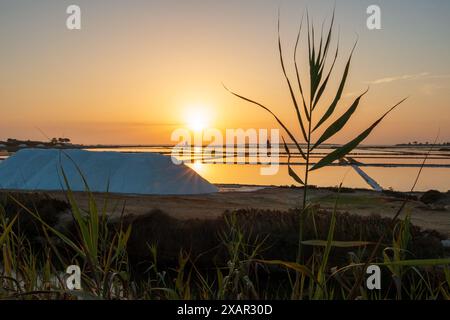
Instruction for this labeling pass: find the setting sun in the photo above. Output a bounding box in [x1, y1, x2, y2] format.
[188, 115, 206, 132]
[185, 105, 212, 132]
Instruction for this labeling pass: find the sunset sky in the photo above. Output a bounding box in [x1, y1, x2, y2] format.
[1, 0, 449, 145]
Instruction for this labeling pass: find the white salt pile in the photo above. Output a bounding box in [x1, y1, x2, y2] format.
[0, 149, 218, 195]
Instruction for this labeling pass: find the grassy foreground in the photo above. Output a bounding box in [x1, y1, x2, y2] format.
[0, 190, 449, 300]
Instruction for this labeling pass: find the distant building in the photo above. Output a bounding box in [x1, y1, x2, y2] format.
[18, 144, 27, 148]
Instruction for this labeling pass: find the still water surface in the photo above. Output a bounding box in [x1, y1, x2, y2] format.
[81, 145, 450, 192]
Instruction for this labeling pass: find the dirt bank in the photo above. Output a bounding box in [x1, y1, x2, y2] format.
[39, 186, 450, 237]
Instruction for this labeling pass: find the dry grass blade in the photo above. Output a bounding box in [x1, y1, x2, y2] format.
[0, 214, 18, 247]
[301, 240, 374, 248]
[253, 259, 315, 280]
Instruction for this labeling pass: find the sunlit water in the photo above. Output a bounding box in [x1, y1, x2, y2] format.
[84, 145, 450, 192]
[2, 146, 449, 192]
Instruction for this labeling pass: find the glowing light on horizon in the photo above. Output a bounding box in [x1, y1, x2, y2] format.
[188, 116, 206, 132]
[185, 104, 212, 132]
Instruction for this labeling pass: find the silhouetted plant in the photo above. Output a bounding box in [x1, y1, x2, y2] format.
[225, 10, 407, 265]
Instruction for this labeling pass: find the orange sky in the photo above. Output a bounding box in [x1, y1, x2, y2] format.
[1, 0, 449, 145]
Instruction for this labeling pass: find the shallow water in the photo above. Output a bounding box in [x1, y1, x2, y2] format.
[187, 163, 450, 192]
[86, 145, 450, 192]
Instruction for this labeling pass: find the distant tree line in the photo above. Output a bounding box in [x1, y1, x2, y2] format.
[1, 138, 71, 146]
[50, 137, 71, 144]
[396, 141, 450, 146]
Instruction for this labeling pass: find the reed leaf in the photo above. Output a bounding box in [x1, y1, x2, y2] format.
[282, 136, 304, 185]
[310, 97, 407, 171]
[224, 85, 307, 159]
[294, 14, 310, 121]
[318, 10, 335, 70]
[312, 42, 339, 110]
[312, 88, 369, 150]
[313, 41, 357, 131]
[278, 12, 308, 141]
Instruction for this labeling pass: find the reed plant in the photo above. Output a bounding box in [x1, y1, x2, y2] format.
[225, 9, 449, 299]
[226, 9, 406, 262]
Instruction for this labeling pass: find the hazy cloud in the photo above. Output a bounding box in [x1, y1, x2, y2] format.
[366, 72, 450, 85]
[366, 72, 430, 85]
